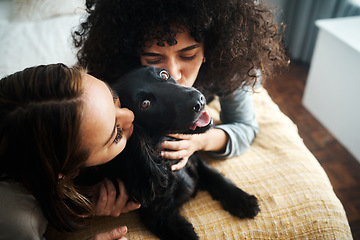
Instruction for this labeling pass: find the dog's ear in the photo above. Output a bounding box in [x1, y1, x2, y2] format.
[113, 127, 173, 206]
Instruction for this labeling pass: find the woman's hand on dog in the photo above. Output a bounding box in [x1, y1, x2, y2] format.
[161, 133, 205, 171]
[162, 129, 229, 171]
[93, 178, 141, 217]
[86, 179, 140, 240]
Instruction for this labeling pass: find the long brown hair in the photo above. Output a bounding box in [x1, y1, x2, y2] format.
[0, 64, 93, 232]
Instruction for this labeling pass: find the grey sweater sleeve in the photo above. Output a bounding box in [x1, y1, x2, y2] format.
[209, 86, 259, 158]
[0, 181, 48, 240]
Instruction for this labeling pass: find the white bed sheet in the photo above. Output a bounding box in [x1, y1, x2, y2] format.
[0, 0, 84, 78]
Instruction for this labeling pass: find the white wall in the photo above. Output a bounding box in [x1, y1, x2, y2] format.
[303, 17, 360, 162]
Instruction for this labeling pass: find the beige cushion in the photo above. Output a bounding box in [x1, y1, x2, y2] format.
[45, 88, 352, 239]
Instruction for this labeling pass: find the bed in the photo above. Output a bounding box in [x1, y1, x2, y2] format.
[0, 1, 353, 239]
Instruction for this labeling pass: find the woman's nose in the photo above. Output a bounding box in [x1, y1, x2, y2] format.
[166, 59, 182, 82]
[117, 108, 134, 130]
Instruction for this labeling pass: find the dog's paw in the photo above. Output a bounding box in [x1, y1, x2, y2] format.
[220, 189, 260, 219]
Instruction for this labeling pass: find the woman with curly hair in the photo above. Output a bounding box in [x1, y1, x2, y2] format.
[0, 64, 139, 240]
[74, 0, 288, 170]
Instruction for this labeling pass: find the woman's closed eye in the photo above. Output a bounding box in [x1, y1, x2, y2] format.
[143, 52, 198, 65]
[113, 124, 123, 143]
[180, 54, 197, 60]
[111, 89, 120, 104]
[145, 58, 162, 65]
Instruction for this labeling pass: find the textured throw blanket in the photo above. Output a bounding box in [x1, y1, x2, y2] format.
[45, 88, 352, 239]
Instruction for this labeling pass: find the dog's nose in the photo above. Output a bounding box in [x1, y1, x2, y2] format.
[193, 95, 205, 113]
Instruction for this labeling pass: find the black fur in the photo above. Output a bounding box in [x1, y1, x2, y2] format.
[83, 66, 260, 239]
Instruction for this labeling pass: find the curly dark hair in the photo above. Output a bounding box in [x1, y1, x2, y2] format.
[73, 0, 288, 95]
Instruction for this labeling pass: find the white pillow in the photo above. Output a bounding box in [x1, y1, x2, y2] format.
[0, 14, 83, 78]
[13, 0, 86, 21]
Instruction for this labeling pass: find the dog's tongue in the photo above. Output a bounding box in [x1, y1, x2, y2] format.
[189, 110, 211, 130]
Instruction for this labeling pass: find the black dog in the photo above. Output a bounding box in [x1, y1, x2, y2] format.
[82, 66, 260, 240]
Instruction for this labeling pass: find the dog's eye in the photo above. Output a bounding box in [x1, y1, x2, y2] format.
[141, 100, 151, 109]
[159, 70, 169, 80]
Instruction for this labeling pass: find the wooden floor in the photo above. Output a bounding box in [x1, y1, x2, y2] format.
[265, 62, 360, 239]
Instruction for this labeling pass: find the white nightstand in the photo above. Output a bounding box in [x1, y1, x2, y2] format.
[303, 16, 360, 162]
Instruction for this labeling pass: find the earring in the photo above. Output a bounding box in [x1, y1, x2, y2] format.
[203, 57, 206, 63]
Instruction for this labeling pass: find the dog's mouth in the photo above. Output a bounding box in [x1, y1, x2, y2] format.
[189, 110, 212, 130]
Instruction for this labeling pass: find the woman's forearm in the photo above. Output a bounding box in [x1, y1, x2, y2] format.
[200, 128, 228, 153]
